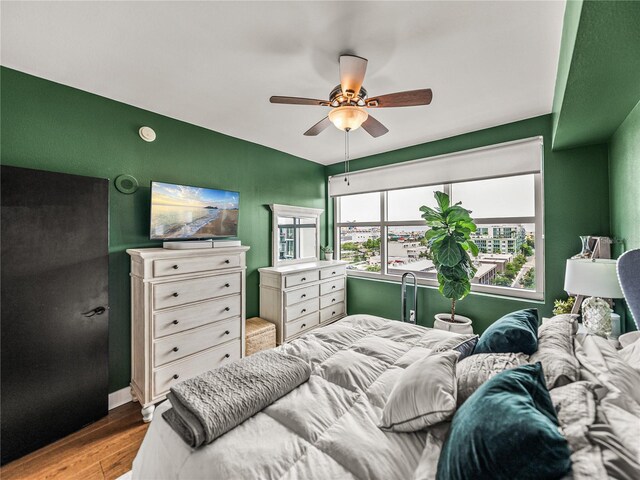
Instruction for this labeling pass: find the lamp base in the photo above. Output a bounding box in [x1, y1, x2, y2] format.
[582, 296, 612, 337]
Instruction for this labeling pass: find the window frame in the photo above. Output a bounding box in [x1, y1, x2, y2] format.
[333, 173, 544, 301]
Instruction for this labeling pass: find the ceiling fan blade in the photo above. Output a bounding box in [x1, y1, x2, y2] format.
[339, 55, 368, 98]
[361, 115, 389, 138]
[303, 116, 332, 136]
[366, 89, 433, 108]
[270, 96, 329, 106]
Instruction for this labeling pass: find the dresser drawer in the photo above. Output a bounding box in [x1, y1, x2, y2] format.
[320, 278, 345, 296]
[320, 266, 346, 280]
[154, 295, 241, 338]
[153, 273, 241, 310]
[153, 341, 240, 397]
[154, 254, 241, 278]
[320, 290, 345, 309]
[284, 270, 320, 288]
[284, 284, 319, 306]
[320, 302, 345, 323]
[285, 312, 320, 340]
[154, 318, 240, 367]
[285, 297, 319, 323]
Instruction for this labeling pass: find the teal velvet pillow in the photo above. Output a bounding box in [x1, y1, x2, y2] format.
[474, 308, 539, 355]
[436, 363, 572, 480]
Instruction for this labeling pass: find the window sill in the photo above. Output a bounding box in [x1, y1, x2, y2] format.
[345, 270, 544, 302]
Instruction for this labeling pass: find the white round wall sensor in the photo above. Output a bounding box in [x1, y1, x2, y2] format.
[139, 126, 156, 142]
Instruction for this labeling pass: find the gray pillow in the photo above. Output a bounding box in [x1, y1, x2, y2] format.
[379, 350, 459, 432]
[456, 352, 529, 405]
[530, 314, 580, 389]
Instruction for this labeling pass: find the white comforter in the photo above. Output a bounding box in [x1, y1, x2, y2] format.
[133, 315, 473, 480]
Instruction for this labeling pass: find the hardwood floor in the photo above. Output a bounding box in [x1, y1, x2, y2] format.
[0, 402, 148, 480]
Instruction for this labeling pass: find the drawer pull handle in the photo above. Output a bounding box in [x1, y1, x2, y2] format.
[172, 292, 179, 297]
[224, 307, 231, 311]
[224, 330, 230, 335]
[172, 347, 179, 352]
[332, 298, 336, 302]
[173, 374, 179, 380]
[301, 309, 307, 313]
[172, 320, 179, 325]
[301, 277, 306, 281]
[332, 311, 336, 315]
[225, 259, 230, 264]
[301, 294, 306, 298]
[225, 283, 230, 288]
[332, 271, 336, 274]
[224, 353, 230, 359]
[332, 286, 336, 290]
[172, 265, 179, 270]
[301, 324, 306, 328]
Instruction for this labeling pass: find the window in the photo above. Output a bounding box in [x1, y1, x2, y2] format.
[339, 225, 381, 272]
[331, 137, 543, 300]
[387, 185, 441, 221]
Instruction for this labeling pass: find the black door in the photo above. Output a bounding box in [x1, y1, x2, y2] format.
[1, 166, 109, 464]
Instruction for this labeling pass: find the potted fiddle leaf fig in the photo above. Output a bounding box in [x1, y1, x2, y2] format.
[420, 191, 478, 334]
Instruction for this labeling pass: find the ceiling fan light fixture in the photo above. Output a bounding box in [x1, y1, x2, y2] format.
[328, 106, 368, 132]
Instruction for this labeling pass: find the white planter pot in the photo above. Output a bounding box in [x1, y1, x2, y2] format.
[433, 313, 474, 334]
[324, 253, 334, 261]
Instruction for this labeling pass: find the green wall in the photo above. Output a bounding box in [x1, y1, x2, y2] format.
[610, 100, 640, 331]
[610, 100, 640, 253]
[0, 67, 326, 393]
[326, 115, 611, 333]
[551, 0, 583, 145]
[552, 0, 640, 150]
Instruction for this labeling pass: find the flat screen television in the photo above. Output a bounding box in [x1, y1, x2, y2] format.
[150, 181, 239, 240]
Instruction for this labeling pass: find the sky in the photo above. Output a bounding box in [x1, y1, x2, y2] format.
[152, 182, 239, 209]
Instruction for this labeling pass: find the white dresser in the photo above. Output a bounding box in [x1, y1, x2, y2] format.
[259, 261, 348, 344]
[127, 246, 249, 422]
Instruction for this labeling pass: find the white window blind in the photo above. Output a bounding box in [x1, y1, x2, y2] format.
[328, 136, 543, 197]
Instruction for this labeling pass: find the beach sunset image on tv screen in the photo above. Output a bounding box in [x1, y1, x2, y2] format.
[150, 182, 239, 239]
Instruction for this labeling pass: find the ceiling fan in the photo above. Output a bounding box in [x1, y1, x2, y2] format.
[270, 55, 433, 138]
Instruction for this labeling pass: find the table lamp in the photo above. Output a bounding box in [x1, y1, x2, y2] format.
[564, 258, 624, 337]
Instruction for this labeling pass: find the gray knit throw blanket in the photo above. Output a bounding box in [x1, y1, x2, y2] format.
[163, 349, 311, 448]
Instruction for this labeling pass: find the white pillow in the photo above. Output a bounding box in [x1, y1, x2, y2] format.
[378, 350, 459, 432]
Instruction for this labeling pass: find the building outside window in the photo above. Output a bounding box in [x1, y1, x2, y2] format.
[330, 137, 544, 301]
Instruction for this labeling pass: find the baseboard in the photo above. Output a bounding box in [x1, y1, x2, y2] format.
[108, 386, 133, 410]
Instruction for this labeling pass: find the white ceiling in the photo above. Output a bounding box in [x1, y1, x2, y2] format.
[1, 1, 565, 165]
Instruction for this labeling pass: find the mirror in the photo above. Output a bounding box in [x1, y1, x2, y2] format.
[270, 205, 323, 266]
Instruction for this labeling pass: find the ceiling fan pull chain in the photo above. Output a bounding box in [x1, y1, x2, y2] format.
[344, 129, 348, 184]
[344, 129, 350, 186]
[347, 130, 350, 186]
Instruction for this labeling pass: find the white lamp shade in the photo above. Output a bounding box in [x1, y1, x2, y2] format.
[564, 259, 624, 298]
[328, 106, 368, 131]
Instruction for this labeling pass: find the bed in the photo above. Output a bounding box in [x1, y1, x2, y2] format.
[132, 313, 640, 480]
